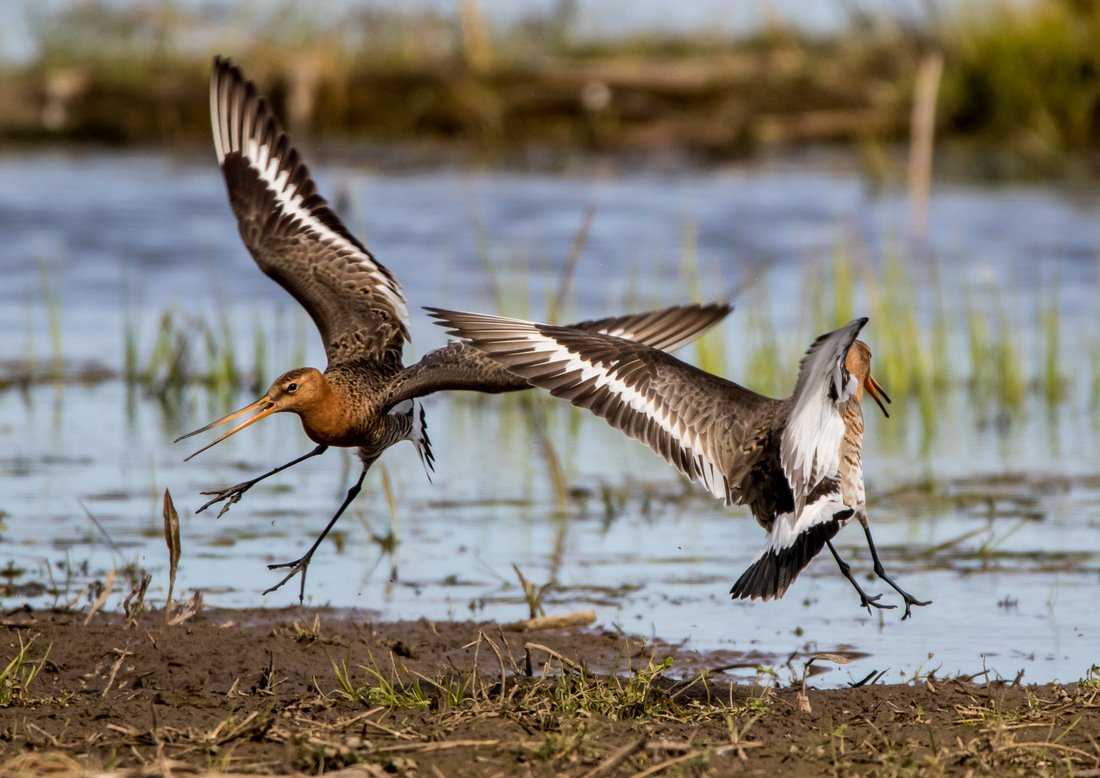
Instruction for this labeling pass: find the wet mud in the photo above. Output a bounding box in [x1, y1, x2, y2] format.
[1, 607, 1098, 776]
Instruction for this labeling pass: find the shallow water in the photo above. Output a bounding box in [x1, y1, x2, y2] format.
[2, 150, 1100, 686]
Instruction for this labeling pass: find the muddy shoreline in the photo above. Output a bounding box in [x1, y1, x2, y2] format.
[0, 607, 1097, 776]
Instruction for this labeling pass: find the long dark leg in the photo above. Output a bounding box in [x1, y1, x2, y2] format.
[197, 444, 329, 518]
[826, 540, 894, 614]
[264, 467, 367, 602]
[859, 522, 931, 620]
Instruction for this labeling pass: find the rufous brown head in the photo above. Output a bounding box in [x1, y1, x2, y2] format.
[845, 341, 891, 417]
[175, 367, 326, 460]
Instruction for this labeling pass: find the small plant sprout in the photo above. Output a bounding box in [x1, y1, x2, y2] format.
[0, 633, 51, 706]
[512, 563, 552, 620]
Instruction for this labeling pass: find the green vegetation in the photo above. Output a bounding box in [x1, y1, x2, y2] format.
[114, 300, 309, 403]
[137, 307, 250, 399]
[0, 634, 52, 706]
[4, 205, 1097, 448]
[941, 0, 1100, 167]
[5, 0, 1100, 171]
[330, 649, 434, 709]
[35, 254, 65, 383]
[5, 2, 1097, 443]
[511, 564, 551, 620]
[328, 636, 718, 726]
[735, 234, 1091, 438]
[2, 606, 1100, 777]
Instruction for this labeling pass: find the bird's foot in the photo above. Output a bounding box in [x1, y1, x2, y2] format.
[899, 593, 932, 621]
[264, 553, 313, 603]
[198, 480, 258, 518]
[871, 565, 932, 620]
[859, 591, 896, 614]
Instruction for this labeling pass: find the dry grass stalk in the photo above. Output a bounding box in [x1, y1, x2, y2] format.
[550, 204, 596, 324]
[908, 50, 944, 241]
[510, 563, 552, 620]
[122, 573, 151, 629]
[581, 734, 647, 777]
[162, 489, 181, 624]
[82, 569, 114, 627]
[522, 642, 584, 674]
[100, 643, 134, 698]
[500, 610, 597, 633]
[167, 592, 202, 626]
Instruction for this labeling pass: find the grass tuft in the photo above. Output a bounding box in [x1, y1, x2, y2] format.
[0, 633, 52, 706]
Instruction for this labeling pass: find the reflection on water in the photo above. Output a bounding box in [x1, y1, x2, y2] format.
[2, 150, 1100, 685]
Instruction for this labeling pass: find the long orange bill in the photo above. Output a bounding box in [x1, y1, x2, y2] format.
[864, 375, 891, 418]
[175, 396, 276, 461]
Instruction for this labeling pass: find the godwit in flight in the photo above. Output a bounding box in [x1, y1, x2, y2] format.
[177, 58, 733, 599]
[429, 309, 930, 618]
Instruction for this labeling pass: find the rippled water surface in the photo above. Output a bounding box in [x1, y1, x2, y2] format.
[2, 150, 1100, 686]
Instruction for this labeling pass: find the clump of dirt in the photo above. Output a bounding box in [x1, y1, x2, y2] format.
[0, 607, 1098, 777]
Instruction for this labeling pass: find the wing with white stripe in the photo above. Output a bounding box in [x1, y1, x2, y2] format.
[428, 308, 772, 504]
[780, 318, 866, 519]
[210, 57, 409, 365]
[384, 302, 733, 407]
[571, 302, 732, 353]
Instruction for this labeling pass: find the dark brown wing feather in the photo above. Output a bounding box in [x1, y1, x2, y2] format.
[210, 57, 409, 366]
[383, 302, 733, 409]
[427, 308, 781, 505]
[569, 302, 732, 353]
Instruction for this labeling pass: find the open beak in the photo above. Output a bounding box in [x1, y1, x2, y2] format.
[864, 375, 891, 418]
[174, 396, 276, 461]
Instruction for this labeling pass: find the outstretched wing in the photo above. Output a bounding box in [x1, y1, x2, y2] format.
[210, 57, 409, 365]
[427, 307, 775, 504]
[780, 318, 867, 518]
[571, 302, 732, 352]
[382, 302, 733, 407]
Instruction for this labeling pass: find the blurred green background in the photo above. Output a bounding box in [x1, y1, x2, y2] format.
[2, 0, 1097, 178]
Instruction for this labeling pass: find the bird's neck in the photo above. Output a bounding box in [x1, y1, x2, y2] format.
[299, 377, 360, 447]
[838, 397, 865, 507]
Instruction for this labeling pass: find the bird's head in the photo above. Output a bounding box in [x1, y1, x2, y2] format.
[175, 367, 326, 460]
[845, 341, 891, 417]
[263, 367, 327, 413]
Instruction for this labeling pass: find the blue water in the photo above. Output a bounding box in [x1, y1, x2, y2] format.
[2, 149, 1099, 686]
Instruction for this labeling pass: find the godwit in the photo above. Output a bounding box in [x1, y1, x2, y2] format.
[177, 57, 734, 600]
[428, 310, 930, 618]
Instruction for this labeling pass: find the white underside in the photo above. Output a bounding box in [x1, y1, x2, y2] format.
[748, 490, 852, 566]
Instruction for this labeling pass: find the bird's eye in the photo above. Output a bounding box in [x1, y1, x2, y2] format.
[287, 382, 298, 393]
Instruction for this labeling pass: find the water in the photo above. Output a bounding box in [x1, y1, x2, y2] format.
[2, 149, 1099, 687]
